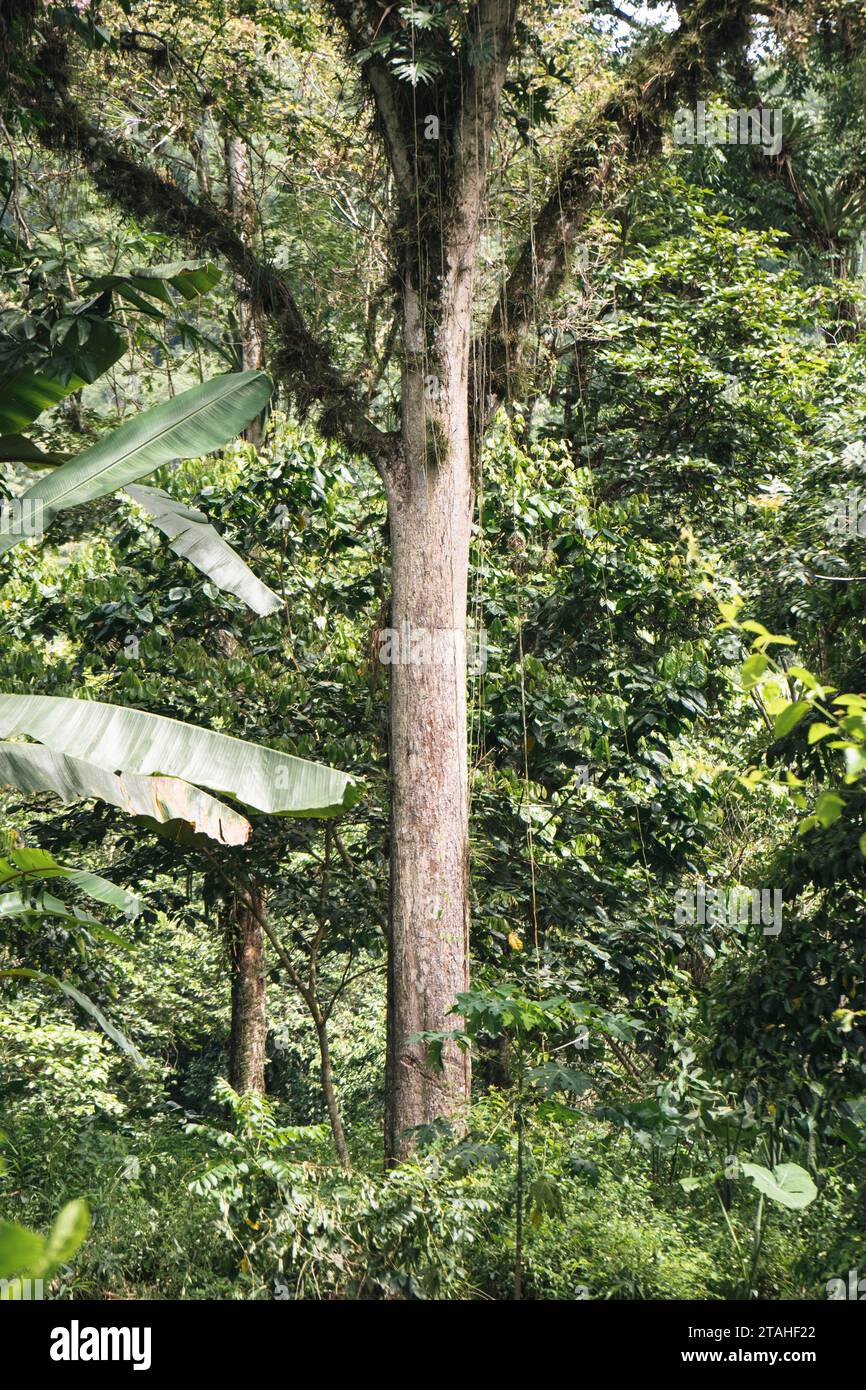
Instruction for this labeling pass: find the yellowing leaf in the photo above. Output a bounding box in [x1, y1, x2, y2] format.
[807, 722, 835, 744]
[773, 701, 810, 739]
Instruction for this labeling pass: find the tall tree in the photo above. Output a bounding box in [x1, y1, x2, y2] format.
[7, 0, 756, 1159]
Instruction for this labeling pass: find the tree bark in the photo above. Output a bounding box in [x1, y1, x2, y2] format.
[224, 135, 266, 442]
[385, 370, 474, 1157]
[228, 888, 267, 1093]
[381, 0, 517, 1160]
[314, 1014, 351, 1171]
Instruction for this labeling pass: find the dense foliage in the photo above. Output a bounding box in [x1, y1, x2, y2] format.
[2, 0, 866, 1302]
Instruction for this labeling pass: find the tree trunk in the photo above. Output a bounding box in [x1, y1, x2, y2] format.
[62, 389, 84, 433]
[384, 229, 478, 1161]
[315, 1014, 351, 1171]
[385, 447, 473, 1157]
[228, 889, 267, 1093]
[381, 1, 516, 1162]
[224, 134, 265, 440]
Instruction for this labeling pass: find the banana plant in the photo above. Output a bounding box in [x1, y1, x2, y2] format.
[1, 253, 278, 614]
[0, 697, 360, 1077]
[0, 845, 146, 1062]
[0, 693, 360, 845]
[0, 370, 280, 616]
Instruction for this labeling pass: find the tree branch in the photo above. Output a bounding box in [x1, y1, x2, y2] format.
[450, 0, 519, 248]
[478, 0, 756, 415]
[26, 41, 401, 484]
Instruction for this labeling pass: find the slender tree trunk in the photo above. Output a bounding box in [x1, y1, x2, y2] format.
[514, 1100, 524, 1300]
[224, 134, 265, 440]
[229, 888, 267, 1093]
[62, 389, 84, 433]
[314, 1014, 351, 1171]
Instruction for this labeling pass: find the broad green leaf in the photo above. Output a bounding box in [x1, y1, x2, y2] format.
[40, 1200, 90, 1273]
[742, 621, 796, 650]
[741, 1161, 817, 1210]
[0, 1222, 44, 1279]
[773, 701, 810, 739]
[814, 791, 844, 827]
[0, 968, 146, 1065]
[87, 260, 222, 305]
[788, 666, 822, 692]
[807, 722, 835, 744]
[0, 847, 141, 918]
[0, 695, 359, 818]
[833, 694, 866, 711]
[0, 371, 273, 557]
[125, 484, 280, 617]
[0, 369, 85, 437]
[526, 1062, 592, 1097]
[0, 739, 251, 846]
[0, 888, 99, 927]
[527, 1175, 564, 1227]
[0, 1202, 90, 1293]
[0, 318, 126, 436]
[739, 653, 769, 689]
[0, 890, 131, 947]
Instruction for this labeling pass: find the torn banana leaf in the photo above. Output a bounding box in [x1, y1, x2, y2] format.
[125, 483, 280, 617]
[0, 740, 251, 846]
[0, 695, 359, 818]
